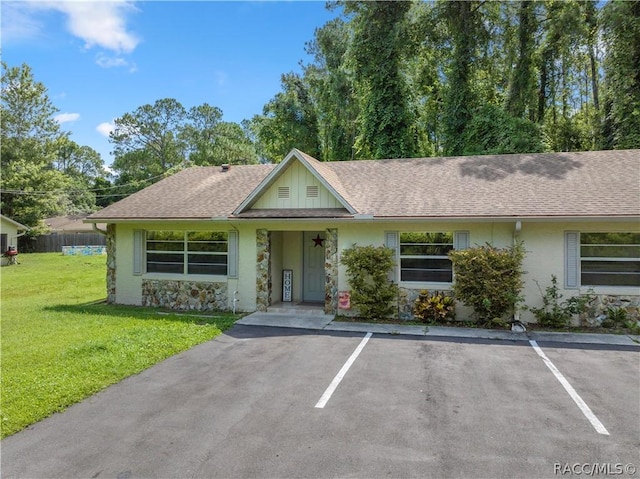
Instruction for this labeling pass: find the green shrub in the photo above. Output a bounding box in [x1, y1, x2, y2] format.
[340, 244, 399, 321]
[602, 307, 628, 328]
[448, 242, 525, 326]
[413, 290, 456, 324]
[529, 275, 593, 328]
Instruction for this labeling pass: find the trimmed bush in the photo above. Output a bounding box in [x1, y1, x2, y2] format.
[448, 242, 525, 327]
[341, 244, 399, 320]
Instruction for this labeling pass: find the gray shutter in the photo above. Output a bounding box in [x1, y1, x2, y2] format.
[227, 230, 238, 278]
[565, 231, 580, 288]
[133, 230, 144, 275]
[385, 231, 399, 283]
[454, 231, 470, 250]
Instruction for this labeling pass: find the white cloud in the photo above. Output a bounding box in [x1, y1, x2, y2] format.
[3, 1, 140, 55]
[55, 112, 80, 124]
[95, 53, 137, 72]
[52, 1, 140, 53]
[96, 122, 115, 138]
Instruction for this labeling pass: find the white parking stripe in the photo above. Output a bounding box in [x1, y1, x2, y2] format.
[529, 340, 609, 435]
[315, 332, 372, 409]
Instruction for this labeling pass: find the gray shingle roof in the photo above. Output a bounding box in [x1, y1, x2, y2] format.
[87, 149, 640, 221]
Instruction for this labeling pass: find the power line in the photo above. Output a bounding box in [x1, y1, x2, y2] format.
[0, 171, 168, 196]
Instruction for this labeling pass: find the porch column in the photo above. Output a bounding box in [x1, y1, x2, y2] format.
[106, 224, 116, 304]
[325, 228, 338, 314]
[256, 229, 270, 312]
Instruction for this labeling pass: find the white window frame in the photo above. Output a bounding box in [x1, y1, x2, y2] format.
[578, 232, 640, 288]
[145, 231, 229, 277]
[399, 232, 455, 284]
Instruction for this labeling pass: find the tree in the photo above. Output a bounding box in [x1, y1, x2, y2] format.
[54, 138, 110, 213]
[600, 0, 640, 149]
[347, 0, 417, 159]
[0, 62, 71, 228]
[182, 105, 257, 165]
[462, 104, 544, 155]
[109, 98, 188, 184]
[505, 1, 537, 119]
[441, 0, 484, 155]
[304, 17, 359, 161]
[251, 73, 320, 162]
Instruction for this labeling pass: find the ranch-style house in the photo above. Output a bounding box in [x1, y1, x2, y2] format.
[85, 148, 640, 323]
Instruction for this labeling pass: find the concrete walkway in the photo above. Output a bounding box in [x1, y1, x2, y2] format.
[237, 312, 640, 347]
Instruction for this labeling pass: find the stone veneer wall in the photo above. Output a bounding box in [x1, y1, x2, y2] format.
[256, 229, 270, 312]
[142, 279, 228, 311]
[106, 224, 116, 304]
[325, 228, 338, 314]
[581, 294, 640, 326]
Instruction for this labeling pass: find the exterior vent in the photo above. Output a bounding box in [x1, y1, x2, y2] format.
[277, 186, 290, 199]
[306, 185, 319, 198]
[221, 164, 230, 172]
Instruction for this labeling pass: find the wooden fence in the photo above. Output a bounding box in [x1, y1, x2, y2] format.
[19, 233, 106, 253]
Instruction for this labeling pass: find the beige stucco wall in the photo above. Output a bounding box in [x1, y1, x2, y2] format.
[110, 219, 640, 321]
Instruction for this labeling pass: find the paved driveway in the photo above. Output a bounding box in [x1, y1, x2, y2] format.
[2, 325, 638, 479]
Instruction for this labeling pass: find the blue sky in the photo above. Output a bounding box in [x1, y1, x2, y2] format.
[2, 1, 340, 166]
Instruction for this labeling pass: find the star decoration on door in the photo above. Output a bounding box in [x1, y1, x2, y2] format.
[312, 234, 325, 247]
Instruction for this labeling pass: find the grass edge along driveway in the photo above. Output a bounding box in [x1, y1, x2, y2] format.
[0, 253, 238, 439]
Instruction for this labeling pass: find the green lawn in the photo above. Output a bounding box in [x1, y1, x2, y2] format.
[0, 253, 238, 438]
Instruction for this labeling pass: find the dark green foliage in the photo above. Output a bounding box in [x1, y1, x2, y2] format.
[600, 0, 640, 149]
[340, 244, 399, 320]
[505, 1, 537, 119]
[462, 105, 544, 155]
[441, 0, 482, 156]
[529, 275, 594, 328]
[448, 242, 526, 326]
[348, 0, 417, 159]
[602, 307, 628, 328]
[251, 73, 320, 162]
[413, 290, 456, 324]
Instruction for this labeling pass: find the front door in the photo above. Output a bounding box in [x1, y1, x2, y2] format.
[303, 231, 325, 303]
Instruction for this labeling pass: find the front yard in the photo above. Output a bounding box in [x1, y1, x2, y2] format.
[0, 253, 238, 438]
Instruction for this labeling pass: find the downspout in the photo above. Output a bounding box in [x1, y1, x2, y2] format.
[513, 220, 522, 246]
[512, 220, 526, 332]
[92, 223, 108, 235]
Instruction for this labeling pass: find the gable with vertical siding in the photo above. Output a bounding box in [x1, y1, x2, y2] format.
[252, 160, 343, 209]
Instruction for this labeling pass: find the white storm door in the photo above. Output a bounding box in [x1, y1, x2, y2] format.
[303, 231, 325, 302]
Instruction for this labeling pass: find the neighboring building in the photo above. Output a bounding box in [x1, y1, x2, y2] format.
[85, 149, 640, 323]
[0, 215, 28, 266]
[20, 215, 107, 253]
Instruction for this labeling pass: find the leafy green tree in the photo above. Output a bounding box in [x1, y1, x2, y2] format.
[462, 105, 544, 155]
[0, 62, 71, 227]
[109, 98, 188, 184]
[208, 122, 258, 165]
[600, 0, 640, 149]
[304, 17, 359, 161]
[251, 73, 320, 162]
[505, 1, 537, 119]
[441, 0, 484, 155]
[347, 0, 417, 159]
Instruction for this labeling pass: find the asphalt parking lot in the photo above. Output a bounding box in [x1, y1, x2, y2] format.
[2, 325, 638, 479]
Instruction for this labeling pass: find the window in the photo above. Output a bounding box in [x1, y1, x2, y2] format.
[146, 231, 228, 276]
[580, 233, 640, 287]
[400, 232, 454, 282]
